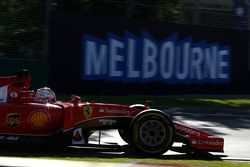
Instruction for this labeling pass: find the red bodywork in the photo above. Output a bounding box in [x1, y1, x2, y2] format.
[174, 123, 224, 152]
[0, 74, 224, 153]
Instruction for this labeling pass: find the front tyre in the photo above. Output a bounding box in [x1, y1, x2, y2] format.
[118, 104, 147, 144]
[131, 111, 174, 155]
[118, 128, 131, 144]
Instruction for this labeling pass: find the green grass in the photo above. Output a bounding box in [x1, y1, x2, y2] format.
[41, 157, 250, 167]
[58, 95, 250, 110]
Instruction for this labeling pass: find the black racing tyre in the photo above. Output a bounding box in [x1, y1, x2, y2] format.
[118, 104, 146, 144]
[118, 128, 132, 144]
[131, 110, 174, 155]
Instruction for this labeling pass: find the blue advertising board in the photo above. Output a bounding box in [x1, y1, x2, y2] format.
[50, 13, 248, 94]
[82, 31, 231, 84]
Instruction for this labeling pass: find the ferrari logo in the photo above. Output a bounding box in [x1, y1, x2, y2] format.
[83, 106, 93, 119]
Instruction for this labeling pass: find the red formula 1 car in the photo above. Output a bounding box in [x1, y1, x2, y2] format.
[0, 70, 224, 155]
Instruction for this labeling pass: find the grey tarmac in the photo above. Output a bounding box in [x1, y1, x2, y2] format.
[165, 108, 250, 161]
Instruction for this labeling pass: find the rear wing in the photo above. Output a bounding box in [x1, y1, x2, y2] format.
[0, 70, 31, 89]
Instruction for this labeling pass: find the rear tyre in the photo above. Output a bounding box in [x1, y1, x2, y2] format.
[131, 111, 174, 155]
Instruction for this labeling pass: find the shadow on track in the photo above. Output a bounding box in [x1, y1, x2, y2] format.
[166, 108, 250, 135]
[0, 144, 226, 161]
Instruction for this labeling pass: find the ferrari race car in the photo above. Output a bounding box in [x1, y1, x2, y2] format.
[0, 70, 224, 155]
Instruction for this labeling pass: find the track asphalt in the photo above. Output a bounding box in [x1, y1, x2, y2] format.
[166, 107, 250, 161]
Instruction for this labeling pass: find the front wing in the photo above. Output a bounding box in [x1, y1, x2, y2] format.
[173, 122, 224, 153]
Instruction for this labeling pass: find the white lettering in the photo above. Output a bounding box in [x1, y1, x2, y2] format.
[175, 124, 201, 136]
[82, 32, 231, 83]
[127, 38, 140, 78]
[204, 46, 217, 79]
[85, 41, 107, 75]
[99, 119, 117, 126]
[142, 38, 158, 79]
[191, 47, 203, 80]
[109, 38, 124, 77]
[160, 41, 174, 79]
[218, 50, 229, 79]
[176, 43, 190, 80]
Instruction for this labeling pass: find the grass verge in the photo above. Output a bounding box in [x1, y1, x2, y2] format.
[41, 157, 250, 167]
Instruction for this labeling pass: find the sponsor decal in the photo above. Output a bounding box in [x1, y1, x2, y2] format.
[192, 139, 197, 145]
[83, 106, 93, 119]
[0, 136, 19, 141]
[29, 110, 50, 129]
[175, 124, 201, 137]
[72, 128, 85, 144]
[99, 119, 117, 126]
[98, 107, 127, 114]
[82, 31, 231, 84]
[191, 139, 223, 146]
[99, 108, 105, 112]
[6, 113, 21, 128]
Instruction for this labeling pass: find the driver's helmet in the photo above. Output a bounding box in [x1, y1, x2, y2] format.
[36, 87, 56, 102]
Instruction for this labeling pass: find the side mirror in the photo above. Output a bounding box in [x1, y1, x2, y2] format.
[71, 95, 81, 104]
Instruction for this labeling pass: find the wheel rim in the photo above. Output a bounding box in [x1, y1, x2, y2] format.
[139, 120, 166, 147]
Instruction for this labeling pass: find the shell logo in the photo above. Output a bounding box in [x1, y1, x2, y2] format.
[29, 110, 50, 129]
